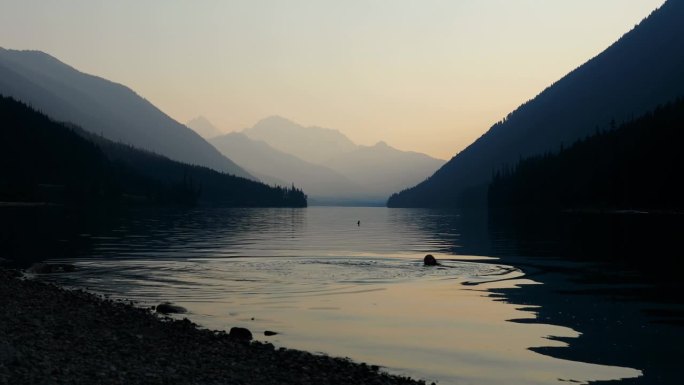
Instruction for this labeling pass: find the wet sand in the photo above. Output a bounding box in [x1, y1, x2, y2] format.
[0, 269, 426, 385]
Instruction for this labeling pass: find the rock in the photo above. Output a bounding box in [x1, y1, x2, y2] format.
[0, 342, 17, 364]
[423, 254, 438, 266]
[264, 330, 278, 336]
[155, 302, 187, 314]
[229, 327, 253, 341]
[26, 263, 76, 274]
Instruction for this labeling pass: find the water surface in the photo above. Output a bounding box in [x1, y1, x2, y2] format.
[25, 207, 668, 384]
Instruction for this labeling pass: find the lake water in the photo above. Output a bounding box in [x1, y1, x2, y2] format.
[9, 206, 683, 384]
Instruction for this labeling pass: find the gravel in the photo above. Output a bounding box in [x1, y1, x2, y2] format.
[0, 269, 427, 385]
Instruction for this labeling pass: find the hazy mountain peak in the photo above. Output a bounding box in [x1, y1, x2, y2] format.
[0, 47, 131, 95]
[186, 116, 223, 139]
[253, 115, 346, 136]
[257, 115, 297, 126]
[1, 48, 69, 69]
[209, 131, 366, 200]
[244, 116, 358, 164]
[214, 115, 445, 203]
[322, 141, 446, 199]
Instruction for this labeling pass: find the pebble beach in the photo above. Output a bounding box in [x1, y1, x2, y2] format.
[0, 269, 426, 385]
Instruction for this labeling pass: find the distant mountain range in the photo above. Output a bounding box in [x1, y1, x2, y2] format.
[243, 116, 358, 165]
[388, 0, 684, 208]
[0, 46, 441, 205]
[186, 116, 224, 139]
[206, 116, 445, 204]
[0, 48, 252, 179]
[322, 141, 445, 198]
[0, 96, 306, 207]
[209, 132, 365, 200]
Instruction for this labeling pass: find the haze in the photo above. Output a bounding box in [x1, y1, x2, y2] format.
[0, 0, 665, 159]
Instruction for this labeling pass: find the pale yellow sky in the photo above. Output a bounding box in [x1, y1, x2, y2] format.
[0, 0, 665, 159]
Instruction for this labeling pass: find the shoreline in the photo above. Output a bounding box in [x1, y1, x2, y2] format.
[482, 255, 684, 385]
[0, 269, 427, 385]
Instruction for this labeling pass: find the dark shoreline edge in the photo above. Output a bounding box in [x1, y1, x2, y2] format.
[457, 254, 683, 385]
[0, 269, 426, 385]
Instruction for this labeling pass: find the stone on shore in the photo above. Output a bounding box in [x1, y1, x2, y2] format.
[155, 302, 187, 314]
[229, 327, 253, 341]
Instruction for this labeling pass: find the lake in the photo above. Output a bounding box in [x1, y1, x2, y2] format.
[5, 206, 683, 384]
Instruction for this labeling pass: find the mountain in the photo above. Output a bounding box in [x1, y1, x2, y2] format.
[388, 0, 684, 208]
[209, 132, 365, 200]
[488, 98, 684, 210]
[0, 48, 252, 179]
[322, 141, 446, 198]
[237, 116, 445, 203]
[243, 116, 358, 164]
[186, 116, 223, 139]
[0, 96, 306, 207]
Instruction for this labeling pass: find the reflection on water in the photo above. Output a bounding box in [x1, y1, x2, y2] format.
[8, 206, 681, 384]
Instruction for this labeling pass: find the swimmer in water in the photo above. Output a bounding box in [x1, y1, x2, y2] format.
[423, 254, 438, 266]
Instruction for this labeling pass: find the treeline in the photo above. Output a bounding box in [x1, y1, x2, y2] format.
[0, 96, 307, 207]
[387, 0, 684, 209]
[489, 98, 684, 210]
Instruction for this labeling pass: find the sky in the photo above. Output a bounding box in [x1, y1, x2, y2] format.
[0, 0, 666, 159]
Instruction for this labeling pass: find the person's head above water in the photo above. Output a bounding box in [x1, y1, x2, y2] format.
[424, 254, 438, 266]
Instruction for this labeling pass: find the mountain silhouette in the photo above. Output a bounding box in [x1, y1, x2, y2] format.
[0, 96, 306, 207]
[209, 132, 367, 201]
[388, 0, 684, 208]
[186, 116, 224, 139]
[243, 116, 358, 164]
[323, 141, 445, 198]
[0, 48, 252, 179]
[237, 116, 444, 203]
[488, 98, 684, 210]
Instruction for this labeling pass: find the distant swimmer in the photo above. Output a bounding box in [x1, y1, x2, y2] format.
[423, 254, 438, 266]
[357, 220, 361, 226]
